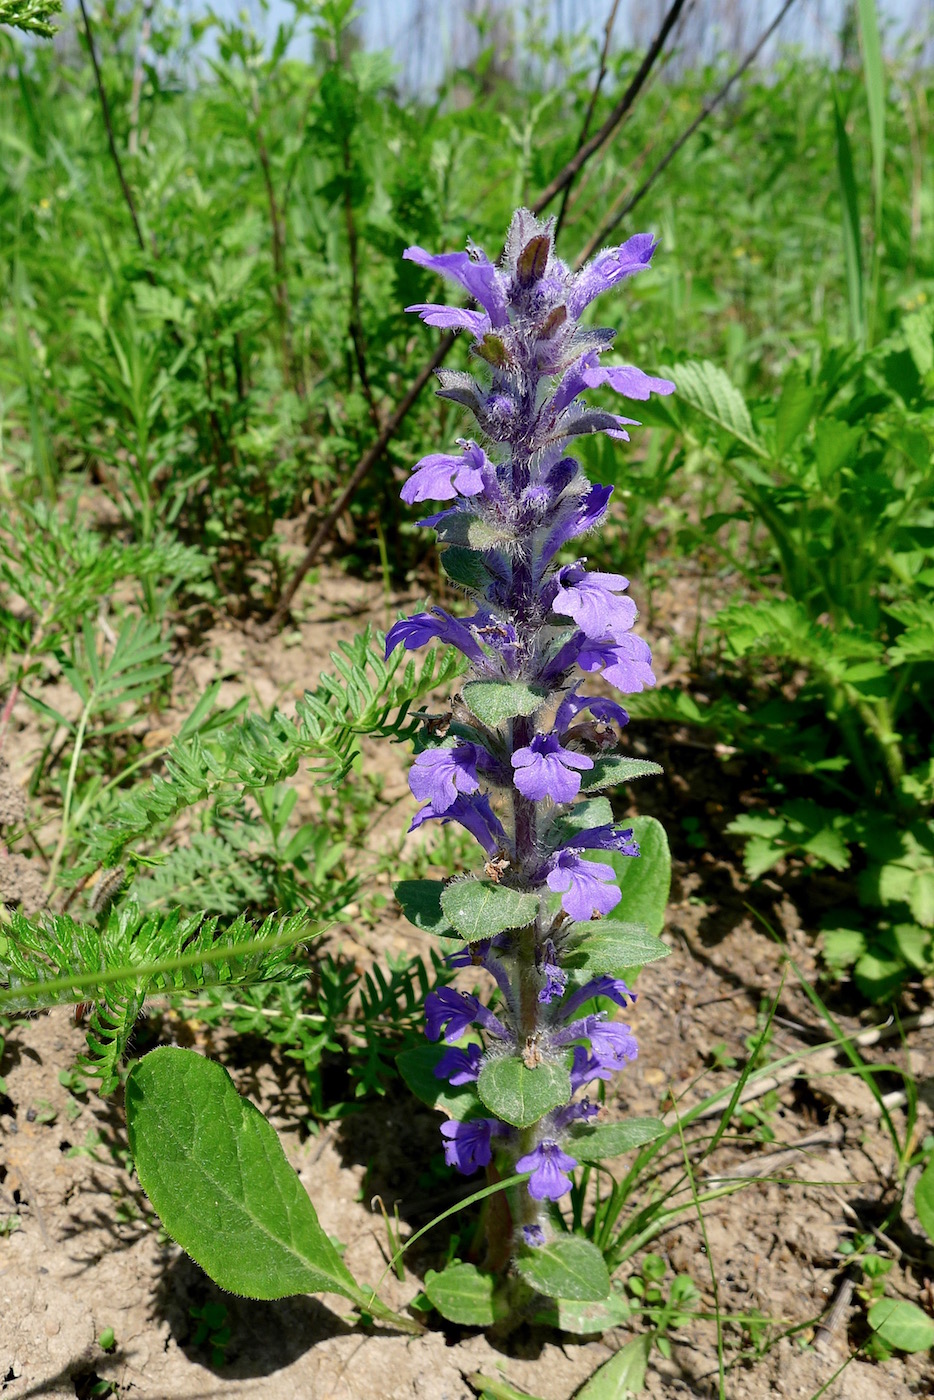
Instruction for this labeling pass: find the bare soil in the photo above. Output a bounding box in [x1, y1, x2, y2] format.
[2, 567, 933, 1399]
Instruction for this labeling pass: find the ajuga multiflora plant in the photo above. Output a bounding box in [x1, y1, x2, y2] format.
[390, 210, 677, 1299]
[2, 210, 677, 1338]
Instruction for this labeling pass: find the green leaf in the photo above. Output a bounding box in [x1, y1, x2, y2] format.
[672, 360, 761, 454]
[461, 680, 548, 728]
[477, 1056, 571, 1128]
[441, 880, 539, 941]
[424, 1262, 500, 1326]
[126, 1048, 365, 1302]
[531, 1290, 631, 1335]
[915, 1156, 934, 1245]
[394, 880, 456, 938]
[563, 921, 670, 974]
[871, 825, 934, 927]
[516, 1238, 610, 1302]
[857, 0, 885, 222]
[466, 1375, 545, 1400]
[560, 797, 614, 833]
[580, 757, 663, 792]
[574, 1334, 651, 1398]
[441, 547, 494, 592]
[594, 815, 671, 938]
[569, 1118, 666, 1163]
[396, 1043, 481, 1121]
[867, 1298, 934, 1353]
[833, 83, 865, 347]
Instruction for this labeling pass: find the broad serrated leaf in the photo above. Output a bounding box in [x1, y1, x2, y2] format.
[396, 1043, 481, 1121]
[126, 1047, 364, 1302]
[580, 757, 663, 792]
[867, 1298, 934, 1353]
[462, 680, 548, 728]
[516, 1238, 610, 1302]
[424, 1262, 501, 1326]
[441, 880, 539, 941]
[563, 922, 670, 974]
[477, 1056, 571, 1128]
[575, 1334, 651, 1398]
[592, 815, 670, 938]
[673, 359, 760, 451]
[569, 1118, 666, 1163]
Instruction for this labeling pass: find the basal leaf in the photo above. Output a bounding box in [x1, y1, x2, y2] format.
[462, 680, 548, 728]
[569, 1118, 666, 1163]
[441, 880, 539, 941]
[867, 1298, 934, 1353]
[424, 1262, 501, 1326]
[914, 1156, 934, 1245]
[516, 1237, 610, 1302]
[575, 1334, 651, 1398]
[126, 1047, 364, 1303]
[580, 757, 663, 792]
[477, 1056, 571, 1128]
[531, 1290, 631, 1335]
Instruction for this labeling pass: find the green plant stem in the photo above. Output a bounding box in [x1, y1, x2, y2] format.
[45, 698, 91, 896]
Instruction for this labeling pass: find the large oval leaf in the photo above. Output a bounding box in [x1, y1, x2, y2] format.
[516, 1238, 610, 1301]
[126, 1047, 364, 1303]
[477, 1056, 571, 1128]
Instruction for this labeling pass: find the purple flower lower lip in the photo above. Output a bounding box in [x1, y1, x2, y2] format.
[512, 733, 593, 804]
[408, 743, 484, 814]
[515, 1139, 578, 1200]
[440, 1117, 509, 1173]
[545, 849, 621, 922]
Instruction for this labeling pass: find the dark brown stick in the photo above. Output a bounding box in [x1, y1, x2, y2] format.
[77, 0, 147, 255]
[576, 0, 800, 262]
[531, 0, 690, 216]
[553, 0, 622, 240]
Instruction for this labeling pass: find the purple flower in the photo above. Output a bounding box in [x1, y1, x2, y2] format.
[401, 440, 489, 504]
[409, 742, 486, 813]
[573, 824, 640, 858]
[576, 633, 656, 694]
[559, 976, 636, 1020]
[425, 986, 511, 1043]
[434, 1043, 483, 1085]
[552, 564, 638, 642]
[403, 245, 509, 328]
[552, 1098, 601, 1131]
[581, 361, 677, 402]
[425, 987, 482, 1043]
[515, 1139, 578, 1200]
[404, 303, 489, 335]
[512, 734, 593, 804]
[566, 233, 659, 316]
[542, 484, 614, 564]
[569, 1044, 615, 1093]
[545, 850, 621, 921]
[522, 1224, 546, 1248]
[439, 1117, 509, 1173]
[554, 1015, 638, 1073]
[409, 792, 507, 855]
[385, 607, 486, 665]
[555, 688, 629, 734]
[537, 939, 568, 1005]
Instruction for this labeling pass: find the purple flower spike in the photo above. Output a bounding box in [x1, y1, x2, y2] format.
[409, 742, 485, 813]
[516, 1139, 578, 1201]
[537, 939, 568, 1005]
[440, 1117, 509, 1173]
[552, 564, 638, 642]
[576, 633, 656, 694]
[401, 441, 489, 504]
[512, 734, 593, 804]
[434, 1043, 483, 1085]
[560, 976, 636, 1020]
[425, 987, 482, 1043]
[545, 850, 621, 922]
